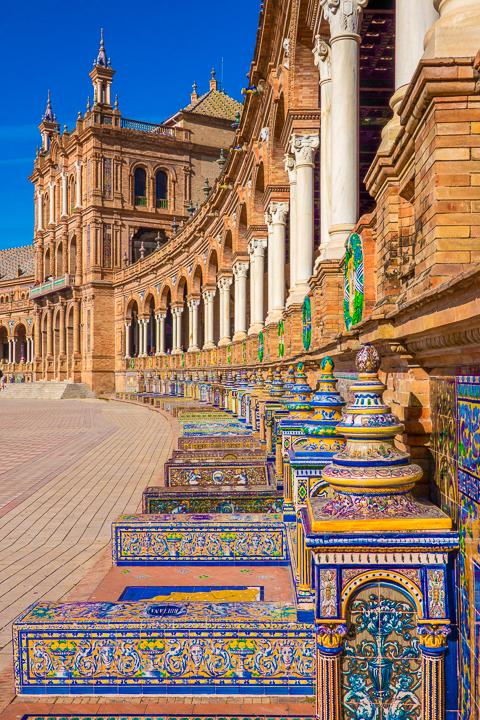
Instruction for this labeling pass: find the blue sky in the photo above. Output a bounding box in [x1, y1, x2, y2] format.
[0, 0, 260, 250]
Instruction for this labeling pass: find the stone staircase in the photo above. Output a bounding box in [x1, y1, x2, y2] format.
[0, 381, 96, 400]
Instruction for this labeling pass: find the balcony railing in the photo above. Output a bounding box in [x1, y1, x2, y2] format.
[156, 199, 168, 209]
[30, 274, 73, 299]
[121, 118, 176, 137]
[135, 196, 147, 206]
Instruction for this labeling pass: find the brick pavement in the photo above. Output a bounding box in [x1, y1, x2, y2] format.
[0, 399, 173, 683]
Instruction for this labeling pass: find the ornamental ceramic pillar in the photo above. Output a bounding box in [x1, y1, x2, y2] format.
[316, 624, 347, 720]
[269, 202, 289, 321]
[321, 0, 367, 257]
[188, 299, 200, 352]
[289, 136, 318, 296]
[418, 623, 450, 720]
[48, 182, 55, 225]
[313, 37, 332, 262]
[37, 191, 44, 231]
[125, 322, 131, 358]
[284, 155, 298, 306]
[61, 173, 68, 217]
[218, 277, 232, 346]
[248, 238, 267, 334]
[75, 162, 83, 208]
[233, 262, 248, 341]
[203, 290, 216, 349]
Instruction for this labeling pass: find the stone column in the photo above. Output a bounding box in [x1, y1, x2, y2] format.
[203, 290, 216, 350]
[73, 300, 80, 354]
[233, 262, 248, 341]
[61, 173, 68, 217]
[218, 277, 232, 346]
[321, 0, 367, 256]
[380, 0, 439, 152]
[172, 307, 183, 354]
[269, 202, 289, 321]
[125, 322, 131, 358]
[75, 162, 83, 208]
[34, 312, 42, 359]
[284, 156, 299, 306]
[46, 305, 53, 357]
[316, 624, 347, 720]
[59, 303, 66, 356]
[7, 339, 12, 364]
[424, 0, 479, 60]
[37, 191, 44, 231]
[264, 212, 276, 325]
[248, 238, 267, 334]
[313, 36, 332, 262]
[171, 311, 178, 353]
[188, 299, 200, 352]
[142, 319, 149, 356]
[62, 237, 68, 275]
[157, 313, 166, 355]
[289, 135, 319, 288]
[48, 182, 55, 225]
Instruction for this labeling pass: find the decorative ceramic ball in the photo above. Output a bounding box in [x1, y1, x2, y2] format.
[356, 343, 381, 373]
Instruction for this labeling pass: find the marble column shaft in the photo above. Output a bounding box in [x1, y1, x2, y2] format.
[233, 262, 248, 341]
[248, 238, 267, 333]
[269, 202, 289, 319]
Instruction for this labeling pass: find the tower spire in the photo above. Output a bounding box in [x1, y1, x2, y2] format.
[95, 28, 109, 68]
[44, 90, 54, 122]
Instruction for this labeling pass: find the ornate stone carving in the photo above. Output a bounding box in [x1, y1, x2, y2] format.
[248, 238, 268, 256]
[264, 211, 273, 229]
[284, 153, 296, 183]
[290, 133, 319, 167]
[269, 201, 289, 225]
[320, 0, 368, 38]
[218, 276, 233, 291]
[316, 623, 348, 650]
[312, 35, 331, 84]
[202, 289, 216, 302]
[233, 262, 249, 278]
[260, 126, 270, 145]
[283, 38, 290, 69]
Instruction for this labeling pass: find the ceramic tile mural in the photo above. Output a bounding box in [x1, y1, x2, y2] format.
[119, 585, 264, 601]
[143, 491, 283, 515]
[112, 513, 288, 565]
[429, 375, 480, 718]
[165, 463, 271, 487]
[24, 716, 316, 720]
[14, 601, 315, 694]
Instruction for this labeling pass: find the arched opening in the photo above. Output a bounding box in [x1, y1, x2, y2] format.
[155, 171, 168, 209]
[131, 227, 168, 263]
[66, 305, 74, 377]
[44, 249, 51, 280]
[69, 177, 75, 214]
[253, 164, 265, 223]
[0, 326, 8, 362]
[146, 296, 156, 356]
[41, 311, 47, 359]
[177, 277, 188, 352]
[162, 288, 173, 353]
[53, 309, 61, 374]
[207, 251, 220, 345]
[129, 301, 139, 356]
[69, 236, 77, 274]
[271, 95, 286, 181]
[56, 243, 63, 277]
[134, 168, 147, 206]
[15, 324, 27, 363]
[192, 266, 204, 348]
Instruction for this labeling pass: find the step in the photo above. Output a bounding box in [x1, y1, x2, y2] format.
[0, 381, 95, 400]
[14, 600, 314, 695]
[112, 512, 288, 565]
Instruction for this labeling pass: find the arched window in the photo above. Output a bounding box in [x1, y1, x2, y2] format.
[134, 168, 147, 206]
[155, 171, 168, 209]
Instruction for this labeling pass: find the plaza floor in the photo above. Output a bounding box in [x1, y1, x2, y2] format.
[0, 399, 312, 718]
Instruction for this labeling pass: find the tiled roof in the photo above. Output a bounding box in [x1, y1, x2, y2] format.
[183, 89, 243, 122]
[0, 245, 35, 281]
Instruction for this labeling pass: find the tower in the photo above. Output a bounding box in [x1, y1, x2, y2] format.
[38, 90, 60, 151]
[89, 29, 115, 108]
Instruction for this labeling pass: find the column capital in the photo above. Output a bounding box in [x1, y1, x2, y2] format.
[74, 160, 83, 168]
[218, 276, 233, 291]
[187, 298, 200, 309]
[202, 289, 216, 302]
[290, 134, 319, 167]
[48, 181, 55, 190]
[264, 210, 273, 229]
[61, 171, 69, 179]
[316, 622, 348, 653]
[233, 261, 249, 278]
[269, 202, 289, 225]
[321, 0, 368, 39]
[248, 237, 268, 256]
[155, 311, 167, 319]
[284, 153, 297, 183]
[417, 623, 450, 652]
[124, 321, 131, 327]
[313, 35, 332, 84]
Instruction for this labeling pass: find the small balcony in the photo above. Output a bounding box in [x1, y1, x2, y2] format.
[134, 196, 147, 207]
[156, 199, 168, 209]
[30, 274, 74, 299]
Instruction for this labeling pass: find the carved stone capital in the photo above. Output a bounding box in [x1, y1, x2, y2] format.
[313, 35, 332, 84]
[218, 276, 233, 291]
[187, 299, 200, 310]
[248, 237, 268, 256]
[269, 201, 289, 225]
[284, 153, 297, 183]
[233, 261, 249, 278]
[202, 289, 216, 303]
[321, 0, 368, 38]
[264, 211, 273, 229]
[316, 622, 348, 651]
[290, 133, 319, 167]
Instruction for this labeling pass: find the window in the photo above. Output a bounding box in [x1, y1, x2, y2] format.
[134, 168, 147, 206]
[156, 171, 168, 208]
